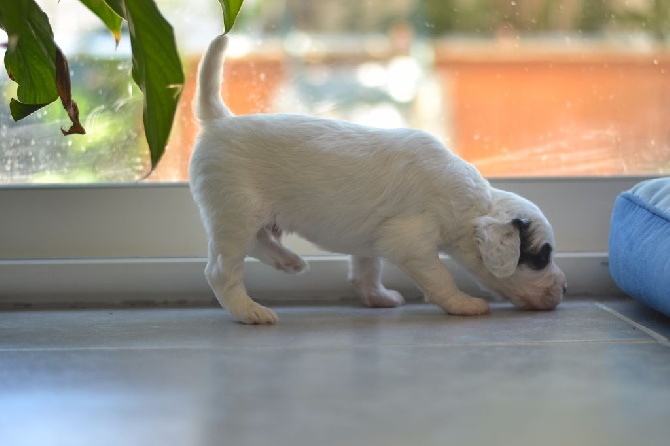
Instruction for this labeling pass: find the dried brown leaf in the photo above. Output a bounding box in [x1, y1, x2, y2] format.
[55, 45, 85, 135]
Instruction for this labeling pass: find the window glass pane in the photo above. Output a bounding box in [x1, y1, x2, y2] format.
[1, 0, 668, 184]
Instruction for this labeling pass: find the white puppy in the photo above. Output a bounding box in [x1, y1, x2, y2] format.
[190, 34, 567, 324]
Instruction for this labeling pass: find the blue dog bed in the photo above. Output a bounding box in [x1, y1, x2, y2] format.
[609, 177, 670, 316]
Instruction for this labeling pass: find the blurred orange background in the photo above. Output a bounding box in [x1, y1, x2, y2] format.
[151, 44, 670, 180]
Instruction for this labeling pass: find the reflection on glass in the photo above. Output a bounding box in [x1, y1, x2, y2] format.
[1, 0, 668, 183]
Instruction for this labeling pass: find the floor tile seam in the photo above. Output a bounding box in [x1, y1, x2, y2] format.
[0, 338, 655, 353]
[594, 302, 670, 347]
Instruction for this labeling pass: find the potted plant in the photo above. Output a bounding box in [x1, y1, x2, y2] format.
[0, 0, 246, 174]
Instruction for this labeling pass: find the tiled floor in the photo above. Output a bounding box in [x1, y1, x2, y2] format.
[1, 298, 670, 446]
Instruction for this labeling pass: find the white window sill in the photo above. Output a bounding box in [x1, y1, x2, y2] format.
[0, 252, 617, 308]
[0, 176, 647, 306]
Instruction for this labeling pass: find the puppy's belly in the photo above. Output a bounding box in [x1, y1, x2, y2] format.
[285, 226, 378, 257]
[308, 233, 377, 257]
[274, 209, 388, 257]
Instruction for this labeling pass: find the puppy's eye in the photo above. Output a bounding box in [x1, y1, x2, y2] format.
[538, 243, 552, 264]
[519, 243, 552, 270]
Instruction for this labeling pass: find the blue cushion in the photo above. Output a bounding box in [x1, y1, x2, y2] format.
[609, 178, 670, 316]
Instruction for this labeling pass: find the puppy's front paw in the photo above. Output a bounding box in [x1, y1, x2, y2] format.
[443, 294, 490, 316]
[361, 288, 405, 308]
[230, 302, 279, 325]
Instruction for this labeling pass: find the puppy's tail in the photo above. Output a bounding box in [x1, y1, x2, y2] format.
[195, 34, 233, 123]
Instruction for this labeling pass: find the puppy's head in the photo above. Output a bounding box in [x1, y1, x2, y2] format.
[472, 189, 566, 310]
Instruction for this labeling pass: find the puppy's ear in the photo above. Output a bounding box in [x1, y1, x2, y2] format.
[474, 217, 524, 278]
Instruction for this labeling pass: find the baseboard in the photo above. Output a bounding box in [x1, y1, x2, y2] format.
[0, 253, 622, 308]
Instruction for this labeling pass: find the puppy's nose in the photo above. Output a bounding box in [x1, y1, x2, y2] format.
[563, 284, 568, 294]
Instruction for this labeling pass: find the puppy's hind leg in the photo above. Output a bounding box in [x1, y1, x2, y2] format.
[249, 228, 309, 274]
[349, 256, 405, 308]
[206, 231, 278, 325]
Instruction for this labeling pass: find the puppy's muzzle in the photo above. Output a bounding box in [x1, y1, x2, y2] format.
[507, 267, 566, 311]
[521, 281, 566, 311]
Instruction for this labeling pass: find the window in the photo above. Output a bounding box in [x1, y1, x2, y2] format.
[0, 0, 667, 302]
[2, 0, 668, 182]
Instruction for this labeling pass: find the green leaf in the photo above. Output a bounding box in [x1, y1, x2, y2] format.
[218, 0, 245, 34]
[9, 98, 49, 121]
[101, 0, 126, 20]
[121, 0, 185, 170]
[78, 0, 124, 45]
[0, 0, 59, 119]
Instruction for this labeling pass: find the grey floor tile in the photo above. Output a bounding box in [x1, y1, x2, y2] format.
[0, 300, 652, 351]
[1, 299, 669, 446]
[1, 342, 669, 446]
[596, 298, 670, 339]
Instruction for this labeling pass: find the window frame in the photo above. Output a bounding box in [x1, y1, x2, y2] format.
[0, 177, 647, 305]
[1, 0, 665, 306]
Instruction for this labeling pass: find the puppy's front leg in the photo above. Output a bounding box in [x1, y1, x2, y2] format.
[397, 255, 490, 316]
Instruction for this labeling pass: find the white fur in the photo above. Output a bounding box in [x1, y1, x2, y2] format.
[189, 34, 567, 324]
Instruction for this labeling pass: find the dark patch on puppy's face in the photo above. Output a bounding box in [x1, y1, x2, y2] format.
[520, 242, 552, 270]
[512, 218, 552, 271]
